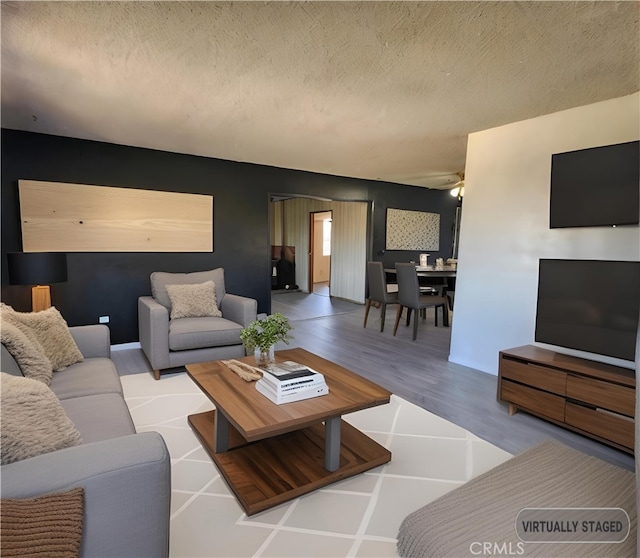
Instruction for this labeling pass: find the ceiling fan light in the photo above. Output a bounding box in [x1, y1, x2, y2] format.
[450, 173, 465, 197]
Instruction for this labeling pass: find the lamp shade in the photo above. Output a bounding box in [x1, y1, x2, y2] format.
[7, 252, 68, 285]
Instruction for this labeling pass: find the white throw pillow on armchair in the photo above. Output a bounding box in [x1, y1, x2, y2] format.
[165, 281, 223, 319]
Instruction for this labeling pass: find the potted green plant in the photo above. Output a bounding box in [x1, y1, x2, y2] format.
[240, 312, 293, 367]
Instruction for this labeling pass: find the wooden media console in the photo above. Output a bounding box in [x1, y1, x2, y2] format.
[498, 345, 635, 454]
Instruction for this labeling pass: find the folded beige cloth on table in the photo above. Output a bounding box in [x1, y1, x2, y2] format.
[222, 359, 263, 382]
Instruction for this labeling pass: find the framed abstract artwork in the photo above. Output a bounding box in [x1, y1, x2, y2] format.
[385, 208, 439, 251]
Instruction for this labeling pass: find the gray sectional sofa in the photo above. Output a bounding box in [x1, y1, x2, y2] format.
[1, 324, 171, 558]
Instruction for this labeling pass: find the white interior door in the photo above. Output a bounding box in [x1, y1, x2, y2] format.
[329, 201, 368, 303]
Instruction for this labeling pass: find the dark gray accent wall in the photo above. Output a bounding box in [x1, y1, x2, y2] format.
[369, 182, 461, 269]
[1, 129, 460, 344]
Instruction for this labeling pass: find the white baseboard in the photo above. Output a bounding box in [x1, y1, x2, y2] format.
[111, 342, 142, 351]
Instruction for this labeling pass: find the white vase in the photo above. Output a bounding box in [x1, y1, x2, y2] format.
[254, 345, 275, 368]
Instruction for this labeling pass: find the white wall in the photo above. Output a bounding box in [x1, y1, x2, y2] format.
[450, 93, 640, 375]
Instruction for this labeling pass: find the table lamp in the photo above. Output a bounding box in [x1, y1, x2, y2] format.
[7, 252, 68, 312]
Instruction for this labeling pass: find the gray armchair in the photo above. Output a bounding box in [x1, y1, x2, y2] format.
[138, 268, 257, 379]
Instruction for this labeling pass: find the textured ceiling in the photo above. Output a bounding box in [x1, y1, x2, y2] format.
[1, 1, 638, 189]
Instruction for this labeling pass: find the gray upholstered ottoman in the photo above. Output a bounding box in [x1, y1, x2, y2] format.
[397, 440, 636, 558]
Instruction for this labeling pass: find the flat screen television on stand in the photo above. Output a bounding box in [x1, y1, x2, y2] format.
[534, 259, 640, 364]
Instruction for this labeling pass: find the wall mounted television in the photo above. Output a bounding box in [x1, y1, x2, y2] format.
[535, 259, 640, 362]
[550, 140, 639, 228]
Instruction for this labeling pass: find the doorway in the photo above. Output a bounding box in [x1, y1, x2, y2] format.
[309, 211, 332, 295]
[269, 197, 368, 303]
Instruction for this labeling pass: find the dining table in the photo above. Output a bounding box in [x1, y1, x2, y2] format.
[384, 264, 457, 277]
[384, 264, 456, 299]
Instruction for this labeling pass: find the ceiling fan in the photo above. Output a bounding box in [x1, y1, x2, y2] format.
[449, 172, 464, 198]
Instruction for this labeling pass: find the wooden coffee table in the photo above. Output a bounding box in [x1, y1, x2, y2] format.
[186, 347, 392, 515]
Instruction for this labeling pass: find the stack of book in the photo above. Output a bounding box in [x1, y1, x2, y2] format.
[256, 360, 329, 404]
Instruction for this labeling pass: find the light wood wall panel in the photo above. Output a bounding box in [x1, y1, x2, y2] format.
[18, 180, 213, 252]
[330, 201, 368, 304]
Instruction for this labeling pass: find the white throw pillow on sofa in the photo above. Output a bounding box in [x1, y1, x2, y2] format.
[0, 372, 82, 465]
[1, 304, 83, 371]
[0, 321, 53, 385]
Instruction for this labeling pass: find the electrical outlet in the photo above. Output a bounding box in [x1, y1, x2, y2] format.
[99, 316, 109, 324]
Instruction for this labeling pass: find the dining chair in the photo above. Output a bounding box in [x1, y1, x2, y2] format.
[363, 261, 399, 332]
[393, 262, 449, 341]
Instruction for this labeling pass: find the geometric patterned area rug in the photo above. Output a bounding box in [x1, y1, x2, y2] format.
[121, 372, 512, 558]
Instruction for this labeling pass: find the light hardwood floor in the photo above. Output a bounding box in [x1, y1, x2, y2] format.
[112, 290, 634, 471]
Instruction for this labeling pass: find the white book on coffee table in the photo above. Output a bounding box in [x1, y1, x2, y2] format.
[260, 361, 325, 393]
[256, 378, 329, 405]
